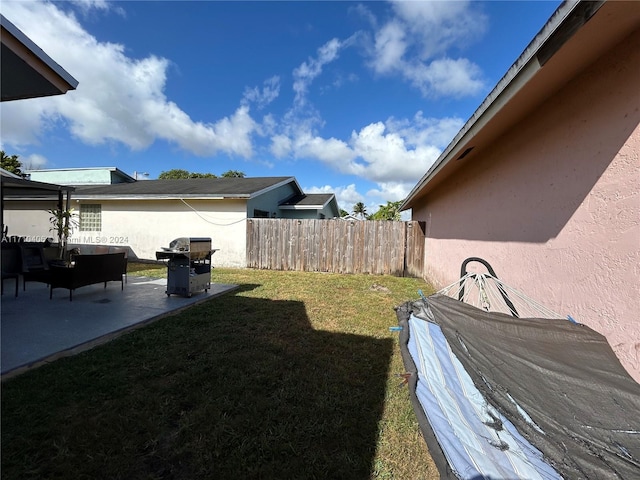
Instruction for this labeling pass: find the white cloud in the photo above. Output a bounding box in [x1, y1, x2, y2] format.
[293, 38, 344, 106]
[404, 58, 484, 98]
[275, 114, 458, 185]
[366, 182, 413, 203]
[69, 0, 111, 13]
[270, 134, 293, 158]
[373, 20, 406, 74]
[21, 153, 49, 170]
[364, 0, 487, 98]
[242, 76, 281, 110]
[0, 100, 47, 146]
[293, 133, 357, 167]
[385, 111, 464, 149]
[390, 0, 486, 58]
[0, 1, 259, 158]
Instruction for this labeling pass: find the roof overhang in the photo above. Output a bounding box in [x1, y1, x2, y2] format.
[1, 174, 75, 199]
[279, 205, 325, 210]
[402, 0, 640, 211]
[279, 193, 336, 210]
[248, 177, 302, 199]
[1, 14, 78, 102]
[71, 195, 230, 201]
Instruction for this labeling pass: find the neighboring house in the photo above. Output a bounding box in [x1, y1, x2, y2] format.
[401, 1, 640, 381]
[4, 174, 340, 267]
[278, 194, 339, 220]
[27, 167, 135, 185]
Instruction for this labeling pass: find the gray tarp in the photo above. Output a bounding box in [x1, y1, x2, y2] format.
[397, 294, 640, 479]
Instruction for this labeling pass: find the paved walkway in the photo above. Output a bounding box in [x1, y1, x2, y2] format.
[1, 276, 238, 379]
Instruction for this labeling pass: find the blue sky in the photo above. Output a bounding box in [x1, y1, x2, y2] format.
[0, 0, 561, 215]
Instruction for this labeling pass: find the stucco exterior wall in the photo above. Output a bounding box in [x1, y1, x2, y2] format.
[3, 200, 58, 241]
[3, 198, 249, 267]
[246, 182, 298, 218]
[280, 209, 328, 220]
[413, 31, 640, 380]
[70, 199, 249, 267]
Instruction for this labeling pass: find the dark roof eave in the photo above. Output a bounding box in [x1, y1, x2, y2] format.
[72, 176, 296, 197]
[72, 194, 251, 201]
[401, 0, 606, 211]
[1, 175, 75, 196]
[249, 177, 300, 199]
[1, 14, 78, 102]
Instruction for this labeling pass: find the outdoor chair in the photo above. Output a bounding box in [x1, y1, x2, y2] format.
[94, 246, 128, 283]
[1, 245, 21, 297]
[110, 247, 129, 283]
[20, 245, 51, 291]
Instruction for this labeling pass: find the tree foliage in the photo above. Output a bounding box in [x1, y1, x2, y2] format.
[339, 208, 349, 217]
[158, 169, 217, 179]
[158, 169, 246, 179]
[221, 170, 245, 178]
[1, 151, 23, 176]
[368, 200, 403, 221]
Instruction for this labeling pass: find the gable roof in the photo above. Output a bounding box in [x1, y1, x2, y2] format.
[72, 177, 300, 200]
[401, 1, 639, 211]
[1, 14, 78, 101]
[279, 193, 335, 209]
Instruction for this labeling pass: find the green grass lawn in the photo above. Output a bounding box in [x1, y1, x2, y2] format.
[1, 266, 438, 479]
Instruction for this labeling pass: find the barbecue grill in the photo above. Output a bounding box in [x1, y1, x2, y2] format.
[155, 237, 217, 297]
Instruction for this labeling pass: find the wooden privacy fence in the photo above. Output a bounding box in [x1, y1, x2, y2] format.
[246, 218, 425, 277]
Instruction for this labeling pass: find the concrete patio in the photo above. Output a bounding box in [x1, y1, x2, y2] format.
[1, 275, 238, 379]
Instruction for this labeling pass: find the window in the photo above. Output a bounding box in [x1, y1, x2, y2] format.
[80, 204, 102, 231]
[253, 209, 269, 218]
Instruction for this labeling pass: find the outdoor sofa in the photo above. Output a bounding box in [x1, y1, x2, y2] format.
[49, 252, 126, 301]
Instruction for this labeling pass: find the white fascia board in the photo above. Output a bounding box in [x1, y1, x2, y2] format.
[72, 195, 234, 201]
[279, 205, 323, 210]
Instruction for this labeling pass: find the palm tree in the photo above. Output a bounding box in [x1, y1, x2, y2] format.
[353, 202, 367, 220]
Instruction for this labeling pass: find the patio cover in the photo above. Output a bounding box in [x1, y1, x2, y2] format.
[1, 171, 75, 237]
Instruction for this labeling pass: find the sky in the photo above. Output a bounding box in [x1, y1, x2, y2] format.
[0, 0, 561, 216]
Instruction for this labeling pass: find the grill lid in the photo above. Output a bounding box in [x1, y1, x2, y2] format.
[168, 237, 211, 251]
[156, 237, 213, 261]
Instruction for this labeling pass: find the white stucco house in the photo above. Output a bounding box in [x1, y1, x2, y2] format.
[401, 1, 640, 381]
[3, 172, 340, 267]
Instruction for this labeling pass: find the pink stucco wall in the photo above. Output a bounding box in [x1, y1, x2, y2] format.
[414, 30, 640, 381]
